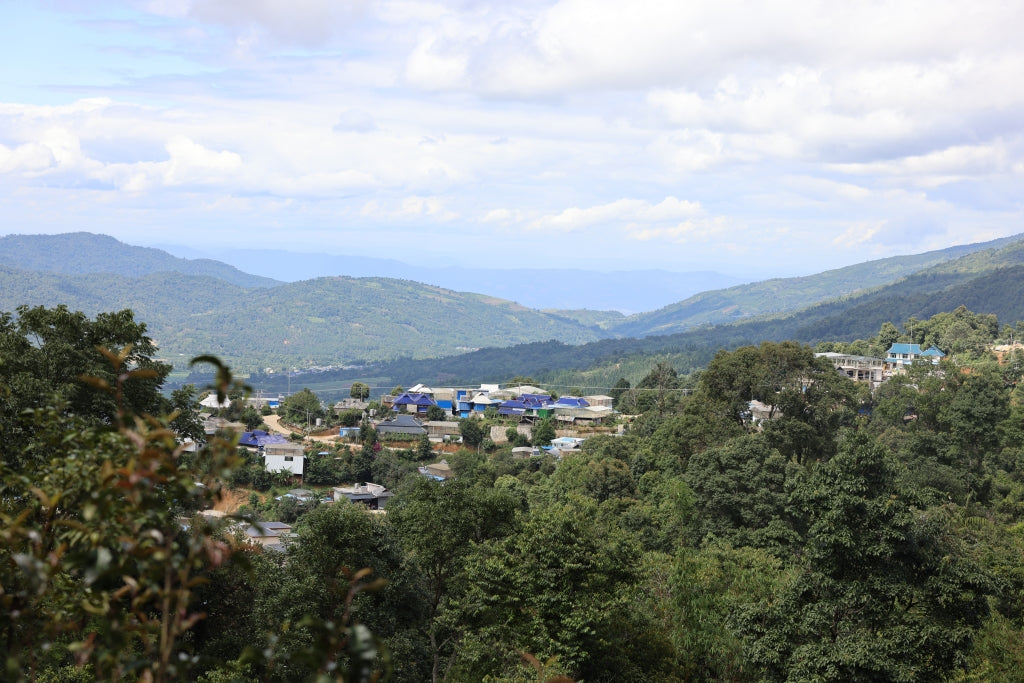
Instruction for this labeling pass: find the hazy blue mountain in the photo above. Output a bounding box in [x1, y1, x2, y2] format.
[0, 232, 280, 289]
[161, 244, 745, 313]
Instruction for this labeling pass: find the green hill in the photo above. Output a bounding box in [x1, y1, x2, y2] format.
[0, 267, 603, 371]
[609, 234, 1023, 337]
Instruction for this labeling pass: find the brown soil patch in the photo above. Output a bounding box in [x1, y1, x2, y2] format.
[214, 488, 252, 514]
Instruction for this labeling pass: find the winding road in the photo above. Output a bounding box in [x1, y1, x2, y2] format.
[263, 414, 341, 444]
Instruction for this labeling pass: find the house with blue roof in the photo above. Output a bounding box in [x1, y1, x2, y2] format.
[497, 394, 555, 422]
[391, 392, 437, 415]
[238, 429, 291, 449]
[885, 343, 946, 369]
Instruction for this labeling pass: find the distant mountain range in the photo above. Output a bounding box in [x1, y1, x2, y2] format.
[0, 232, 278, 289]
[0, 265, 603, 371]
[157, 244, 746, 314]
[292, 244, 1024, 398]
[2, 231, 1023, 380]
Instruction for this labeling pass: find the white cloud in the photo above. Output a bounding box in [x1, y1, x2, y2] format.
[527, 197, 703, 233]
[0, 142, 55, 175]
[3, 2, 1024, 273]
[405, 35, 469, 90]
[628, 216, 729, 243]
[832, 221, 884, 248]
[360, 195, 458, 221]
[333, 109, 378, 133]
[829, 143, 1012, 183]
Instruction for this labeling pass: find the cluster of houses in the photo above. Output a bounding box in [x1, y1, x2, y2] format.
[380, 383, 614, 423]
[219, 340, 1003, 549]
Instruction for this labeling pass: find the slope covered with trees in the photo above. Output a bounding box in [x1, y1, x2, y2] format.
[610, 232, 1024, 337]
[0, 268, 605, 370]
[229, 260, 1024, 402]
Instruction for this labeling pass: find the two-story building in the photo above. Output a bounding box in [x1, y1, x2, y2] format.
[885, 343, 946, 371]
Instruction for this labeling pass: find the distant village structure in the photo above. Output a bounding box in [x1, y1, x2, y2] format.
[884, 343, 946, 368]
[815, 342, 951, 391]
[815, 352, 886, 390]
[378, 384, 615, 425]
[234, 344, 974, 482]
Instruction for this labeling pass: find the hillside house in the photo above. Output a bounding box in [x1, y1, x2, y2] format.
[498, 394, 554, 422]
[552, 396, 613, 424]
[333, 482, 394, 509]
[264, 442, 305, 476]
[391, 392, 437, 415]
[238, 521, 293, 549]
[334, 397, 369, 412]
[430, 387, 457, 414]
[885, 343, 946, 370]
[418, 460, 454, 480]
[426, 421, 461, 440]
[583, 395, 614, 409]
[459, 392, 496, 417]
[375, 414, 427, 436]
[816, 352, 885, 389]
[239, 430, 290, 449]
[550, 436, 585, 451]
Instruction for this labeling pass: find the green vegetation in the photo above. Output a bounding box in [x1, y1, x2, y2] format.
[9, 231, 1024, 386]
[6, 299, 1024, 678]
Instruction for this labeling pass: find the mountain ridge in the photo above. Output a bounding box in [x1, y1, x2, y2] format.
[4, 231, 1024, 380]
[0, 232, 280, 289]
[609, 233, 1024, 337]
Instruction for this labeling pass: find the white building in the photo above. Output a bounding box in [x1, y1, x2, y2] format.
[264, 442, 305, 476]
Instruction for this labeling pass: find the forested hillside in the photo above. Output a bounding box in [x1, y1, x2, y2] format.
[5, 306, 1024, 681]
[5, 231, 1024, 378]
[0, 268, 604, 370]
[611, 232, 1023, 337]
[240, 261, 1024, 401]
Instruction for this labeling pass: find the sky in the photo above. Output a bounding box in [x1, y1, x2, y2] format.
[2, 1, 1024, 277]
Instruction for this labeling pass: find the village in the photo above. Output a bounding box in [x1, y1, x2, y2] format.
[198, 338, 1019, 552]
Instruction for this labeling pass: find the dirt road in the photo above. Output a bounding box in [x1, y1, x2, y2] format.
[263, 414, 340, 444]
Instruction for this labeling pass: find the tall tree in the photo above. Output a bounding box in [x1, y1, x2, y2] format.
[387, 479, 519, 682]
[456, 497, 664, 681]
[349, 381, 371, 400]
[736, 433, 995, 681]
[531, 417, 556, 447]
[685, 434, 802, 555]
[458, 418, 485, 449]
[281, 387, 323, 428]
[0, 305, 171, 469]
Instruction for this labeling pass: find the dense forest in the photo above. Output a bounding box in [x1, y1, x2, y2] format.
[3, 305, 1024, 681]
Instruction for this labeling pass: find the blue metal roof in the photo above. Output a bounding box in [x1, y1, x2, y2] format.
[886, 343, 923, 355]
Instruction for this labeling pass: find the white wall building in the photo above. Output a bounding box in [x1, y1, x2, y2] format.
[264, 442, 305, 475]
